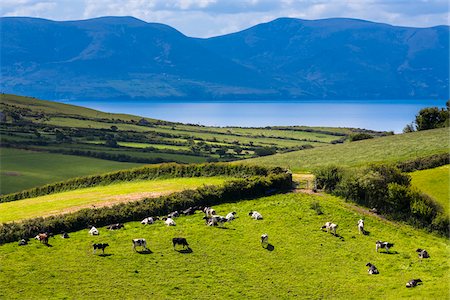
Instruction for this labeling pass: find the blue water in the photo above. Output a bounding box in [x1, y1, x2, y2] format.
[66, 99, 444, 133]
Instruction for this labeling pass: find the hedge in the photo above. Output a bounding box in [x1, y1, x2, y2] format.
[0, 172, 292, 244]
[0, 163, 285, 203]
[396, 153, 449, 172]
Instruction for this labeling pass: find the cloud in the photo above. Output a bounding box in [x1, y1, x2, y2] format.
[1, 0, 448, 37]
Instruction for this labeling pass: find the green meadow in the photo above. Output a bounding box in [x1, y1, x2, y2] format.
[0, 193, 448, 299]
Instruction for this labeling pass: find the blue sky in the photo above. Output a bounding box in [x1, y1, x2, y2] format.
[1, 0, 449, 37]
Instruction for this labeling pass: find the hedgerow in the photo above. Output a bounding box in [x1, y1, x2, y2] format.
[396, 153, 449, 172]
[0, 163, 285, 203]
[0, 172, 292, 244]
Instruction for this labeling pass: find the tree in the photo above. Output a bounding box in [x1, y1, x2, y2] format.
[110, 125, 118, 132]
[403, 123, 415, 133]
[415, 106, 448, 131]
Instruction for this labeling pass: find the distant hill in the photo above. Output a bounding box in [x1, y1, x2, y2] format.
[1, 16, 448, 100]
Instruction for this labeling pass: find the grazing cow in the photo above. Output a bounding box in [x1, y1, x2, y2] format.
[18, 239, 28, 246]
[172, 237, 189, 249]
[93, 243, 109, 254]
[132, 238, 148, 251]
[376, 241, 394, 253]
[141, 217, 158, 225]
[163, 217, 176, 226]
[89, 226, 99, 235]
[249, 211, 263, 220]
[203, 207, 216, 218]
[226, 212, 237, 221]
[34, 233, 49, 245]
[321, 222, 338, 235]
[168, 211, 180, 218]
[261, 233, 269, 248]
[406, 279, 422, 288]
[61, 232, 69, 239]
[107, 223, 124, 230]
[358, 219, 365, 235]
[416, 248, 430, 259]
[365, 262, 379, 274]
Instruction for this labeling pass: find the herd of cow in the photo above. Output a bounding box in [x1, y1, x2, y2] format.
[19, 205, 429, 289]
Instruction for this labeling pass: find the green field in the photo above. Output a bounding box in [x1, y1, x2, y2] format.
[0, 192, 448, 299]
[244, 128, 450, 172]
[0, 148, 142, 195]
[411, 165, 450, 214]
[0, 177, 231, 223]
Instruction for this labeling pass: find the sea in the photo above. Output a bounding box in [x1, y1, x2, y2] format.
[66, 99, 445, 133]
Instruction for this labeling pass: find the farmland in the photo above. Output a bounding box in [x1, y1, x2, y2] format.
[0, 192, 448, 299]
[0, 176, 232, 223]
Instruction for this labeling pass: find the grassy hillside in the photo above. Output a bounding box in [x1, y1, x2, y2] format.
[244, 128, 449, 172]
[411, 165, 449, 215]
[0, 192, 448, 299]
[0, 177, 231, 223]
[0, 148, 141, 195]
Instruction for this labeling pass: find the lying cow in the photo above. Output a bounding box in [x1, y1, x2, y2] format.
[132, 238, 148, 252]
[365, 262, 379, 274]
[203, 215, 227, 226]
[107, 223, 124, 230]
[321, 222, 338, 235]
[406, 279, 422, 288]
[416, 248, 430, 259]
[203, 207, 216, 218]
[61, 232, 69, 239]
[226, 212, 237, 221]
[162, 217, 176, 226]
[181, 207, 196, 215]
[141, 217, 158, 225]
[376, 241, 394, 253]
[172, 237, 189, 250]
[34, 233, 49, 245]
[18, 239, 28, 246]
[357, 219, 365, 235]
[93, 243, 109, 254]
[261, 233, 269, 248]
[89, 226, 99, 235]
[168, 211, 180, 218]
[249, 211, 263, 220]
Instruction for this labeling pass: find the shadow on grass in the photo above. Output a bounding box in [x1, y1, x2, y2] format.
[98, 253, 113, 257]
[332, 234, 345, 241]
[44, 244, 53, 247]
[136, 249, 153, 254]
[379, 251, 398, 255]
[363, 230, 371, 236]
[176, 247, 193, 254]
[265, 244, 275, 251]
[215, 227, 236, 230]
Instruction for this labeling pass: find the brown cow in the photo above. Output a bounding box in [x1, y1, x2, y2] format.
[35, 233, 49, 245]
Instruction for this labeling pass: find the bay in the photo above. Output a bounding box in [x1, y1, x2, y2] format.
[65, 99, 445, 133]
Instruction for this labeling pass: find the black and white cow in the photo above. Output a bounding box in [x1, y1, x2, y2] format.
[261, 233, 269, 248]
[107, 223, 124, 230]
[249, 211, 263, 220]
[376, 241, 394, 253]
[226, 212, 237, 221]
[416, 248, 430, 259]
[93, 243, 109, 254]
[321, 222, 338, 235]
[162, 217, 176, 226]
[203, 207, 216, 218]
[172, 237, 189, 250]
[406, 279, 422, 288]
[141, 217, 158, 225]
[357, 219, 365, 235]
[132, 239, 148, 251]
[61, 232, 69, 239]
[89, 226, 99, 235]
[365, 262, 379, 274]
[18, 239, 28, 246]
[168, 211, 180, 218]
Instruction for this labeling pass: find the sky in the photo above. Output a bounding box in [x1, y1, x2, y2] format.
[1, 0, 449, 37]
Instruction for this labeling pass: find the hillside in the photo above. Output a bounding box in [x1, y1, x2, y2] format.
[1, 16, 448, 100]
[243, 128, 450, 172]
[0, 192, 448, 299]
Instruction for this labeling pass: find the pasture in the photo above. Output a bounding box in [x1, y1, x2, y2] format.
[244, 128, 450, 172]
[0, 177, 231, 223]
[0, 148, 141, 195]
[0, 193, 448, 299]
[411, 165, 450, 215]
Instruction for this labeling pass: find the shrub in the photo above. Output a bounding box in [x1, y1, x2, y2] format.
[396, 153, 449, 172]
[310, 201, 323, 215]
[348, 133, 374, 142]
[314, 165, 344, 193]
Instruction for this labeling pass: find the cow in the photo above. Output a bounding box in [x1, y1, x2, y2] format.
[416, 248, 430, 259]
[365, 262, 379, 274]
[107, 223, 124, 230]
[89, 226, 99, 235]
[203, 207, 216, 218]
[321, 222, 338, 235]
[358, 219, 365, 235]
[226, 212, 237, 221]
[162, 217, 176, 226]
[141, 217, 158, 225]
[61, 232, 69, 239]
[172, 237, 189, 250]
[249, 211, 263, 220]
[203, 215, 227, 226]
[93, 243, 109, 254]
[34, 233, 49, 245]
[168, 211, 180, 218]
[261, 233, 269, 248]
[181, 207, 195, 215]
[132, 239, 148, 252]
[376, 241, 394, 253]
[18, 239, 28, 246]
[406, 279, 422, 288]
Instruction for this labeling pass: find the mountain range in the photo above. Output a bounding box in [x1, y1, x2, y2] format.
[1, 16, 448, 101]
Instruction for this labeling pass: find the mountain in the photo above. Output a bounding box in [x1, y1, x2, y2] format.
[1, 16, 448, 100]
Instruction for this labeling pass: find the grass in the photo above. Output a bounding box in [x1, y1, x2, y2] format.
[0, 177, 232, 223]
[410, 165, 450, 215]
[0, 192, 448, 299]
[243, 128, 450, 172]
[0, 148, 142, 195]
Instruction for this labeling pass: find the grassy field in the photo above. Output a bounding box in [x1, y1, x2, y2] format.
[0, 192, 448, 299]
[244, 128, 450, 172]
[0, 177, 232, 223]
[0, 148, 142, 195]
[411, 165, 449, 215]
